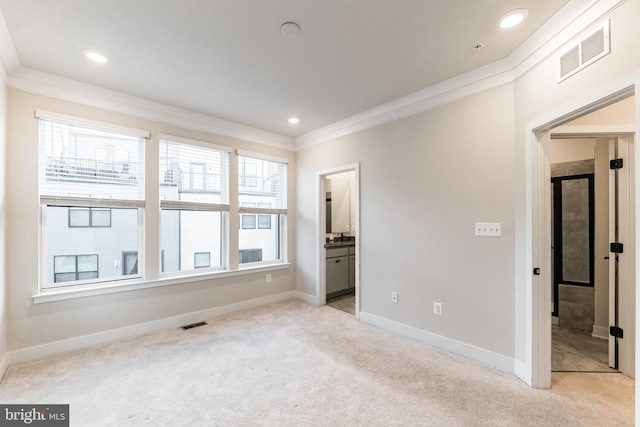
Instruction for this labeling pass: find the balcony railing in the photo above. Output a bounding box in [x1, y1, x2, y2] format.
[46, 157, 139, 185]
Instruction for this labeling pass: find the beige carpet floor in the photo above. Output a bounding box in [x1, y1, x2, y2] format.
[0, 299, 634, 426]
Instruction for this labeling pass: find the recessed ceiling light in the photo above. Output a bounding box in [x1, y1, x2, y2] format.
[280, 22, 301, 37]
[287, 117, 300, 124]
[83, 49, 110, 64]
[498, 9, 528, 29]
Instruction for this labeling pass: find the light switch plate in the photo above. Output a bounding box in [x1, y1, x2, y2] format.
[475, 222, 502, 237]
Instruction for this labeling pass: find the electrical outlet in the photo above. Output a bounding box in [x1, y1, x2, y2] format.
[475, 222, 502, 237]
[391, 292, 398, 304]
[433, 302, 443, 315]
[266, 274, 272, 283]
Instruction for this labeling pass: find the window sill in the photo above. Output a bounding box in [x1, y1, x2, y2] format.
[32, 263, 291, 304]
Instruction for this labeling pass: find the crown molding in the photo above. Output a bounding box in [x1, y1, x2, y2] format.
[8, 67, 296, 151]
[509, 0, 625, 79]
[0, 0, 625, 151]
[0, 8, 19, 84]
[295, 0, 626, 150]
[294, 60, 514, 150]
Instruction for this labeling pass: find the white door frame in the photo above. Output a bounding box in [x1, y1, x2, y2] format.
[316, 163, 361, 318]
[524, 80, 638, 389]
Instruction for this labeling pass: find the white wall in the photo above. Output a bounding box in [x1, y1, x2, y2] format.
[550, 138, 595, 163]
[513, 0, 640, 378]
[297, 83, 516, 359]
[296, 0, 640, 378]
[5, 89, 296, 352]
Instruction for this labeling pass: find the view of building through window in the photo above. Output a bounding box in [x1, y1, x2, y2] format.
[159, 138, 228, 273]
[40, 118, 145, 287]
[40, 117, 288, 289]
[238, 154, 287, 264]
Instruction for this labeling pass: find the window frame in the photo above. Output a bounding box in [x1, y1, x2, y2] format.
[33, 112, 292, 304]
[158, 135, 231, 277]
[237, 151, 288, 268]
[53, 254, 99, 284]
[38, 111, 148, 291]
[68, 207, 112, 228]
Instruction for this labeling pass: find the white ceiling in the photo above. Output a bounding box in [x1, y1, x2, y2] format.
[0, 0, 571, 139]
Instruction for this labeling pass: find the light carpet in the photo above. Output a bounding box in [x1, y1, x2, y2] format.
[0, 299, 634, 426]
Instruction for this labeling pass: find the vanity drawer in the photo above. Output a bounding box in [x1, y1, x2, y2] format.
[326, 247, 349, 258]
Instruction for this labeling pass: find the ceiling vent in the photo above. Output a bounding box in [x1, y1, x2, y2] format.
[558, 20, 610, 82]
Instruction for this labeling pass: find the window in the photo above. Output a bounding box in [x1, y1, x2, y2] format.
[160, 136, 229, 273]
[239, 249, 262, 264]
[257, 202, 271, 229]
[54, 254, 98, 283]
[39, 112, 147, 289]
[241, 214, 256, 229]
[122, 251, 138, 275]
[238, 153, 287, 265]
[194, 252, 211, 269]
[69, 208, 111, 227]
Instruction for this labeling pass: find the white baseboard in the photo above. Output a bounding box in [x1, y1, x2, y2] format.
[7, 291, 296, 367]
[513, 360, 532, 386]
[293, 290, 319, 305]
[359, 311, 514, 372]
[0, 353, 8, 382]
[592, 325, 609, 340]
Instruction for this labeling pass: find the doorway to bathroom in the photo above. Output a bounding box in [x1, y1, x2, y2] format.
[549, 136, 620, 373]
[317, 164, 360, 318]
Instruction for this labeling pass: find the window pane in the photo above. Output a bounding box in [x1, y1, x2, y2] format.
[69, 208, 90, 227]
[258, 215, 271, 229]
[238, 156, 287, 209]
[55, 272, 76, 283]
[239, 214, 281, 264]
[241, 214, 256, 229]
[123, 251, 138, 275]
[77, 271, 99, 281]
[77, 254, 98, 272]
[91, 209, 111, 227]
[54, 255, 76, 273]
[159, 140, 229, 204]
[40, 120, 144, 200]
[238, 155, 286, 265]
[45, 206, 139, 287]
[194, 252, 211, 268]
[161, 210, 222, 272]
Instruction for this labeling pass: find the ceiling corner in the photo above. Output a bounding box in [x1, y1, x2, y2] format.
[0, 8, 20, 80]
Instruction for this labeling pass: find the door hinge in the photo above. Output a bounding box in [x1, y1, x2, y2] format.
[610, 158, 624, 169]
[533, 267, 541, 276]
[610, 242, 624, 254]
[610, 326, 624, 339]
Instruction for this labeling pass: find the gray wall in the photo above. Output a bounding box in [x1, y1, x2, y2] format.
[296, 84, 516, 357]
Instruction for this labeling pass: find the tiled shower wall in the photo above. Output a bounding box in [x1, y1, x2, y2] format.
[551, 159, 595, 334]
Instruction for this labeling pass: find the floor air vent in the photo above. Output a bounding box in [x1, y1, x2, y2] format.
[181, 321, 208, 330]
[558, 20, 610, 82]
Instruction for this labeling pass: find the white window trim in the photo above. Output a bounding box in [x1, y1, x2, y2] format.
[159, 134, 231, 153]
[35, 109, 150, 139]
[32, 263, 290, 304]
[160, 200, 229, 211]
[235, 148, 289, 164]
[41, 196, 145, 209]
